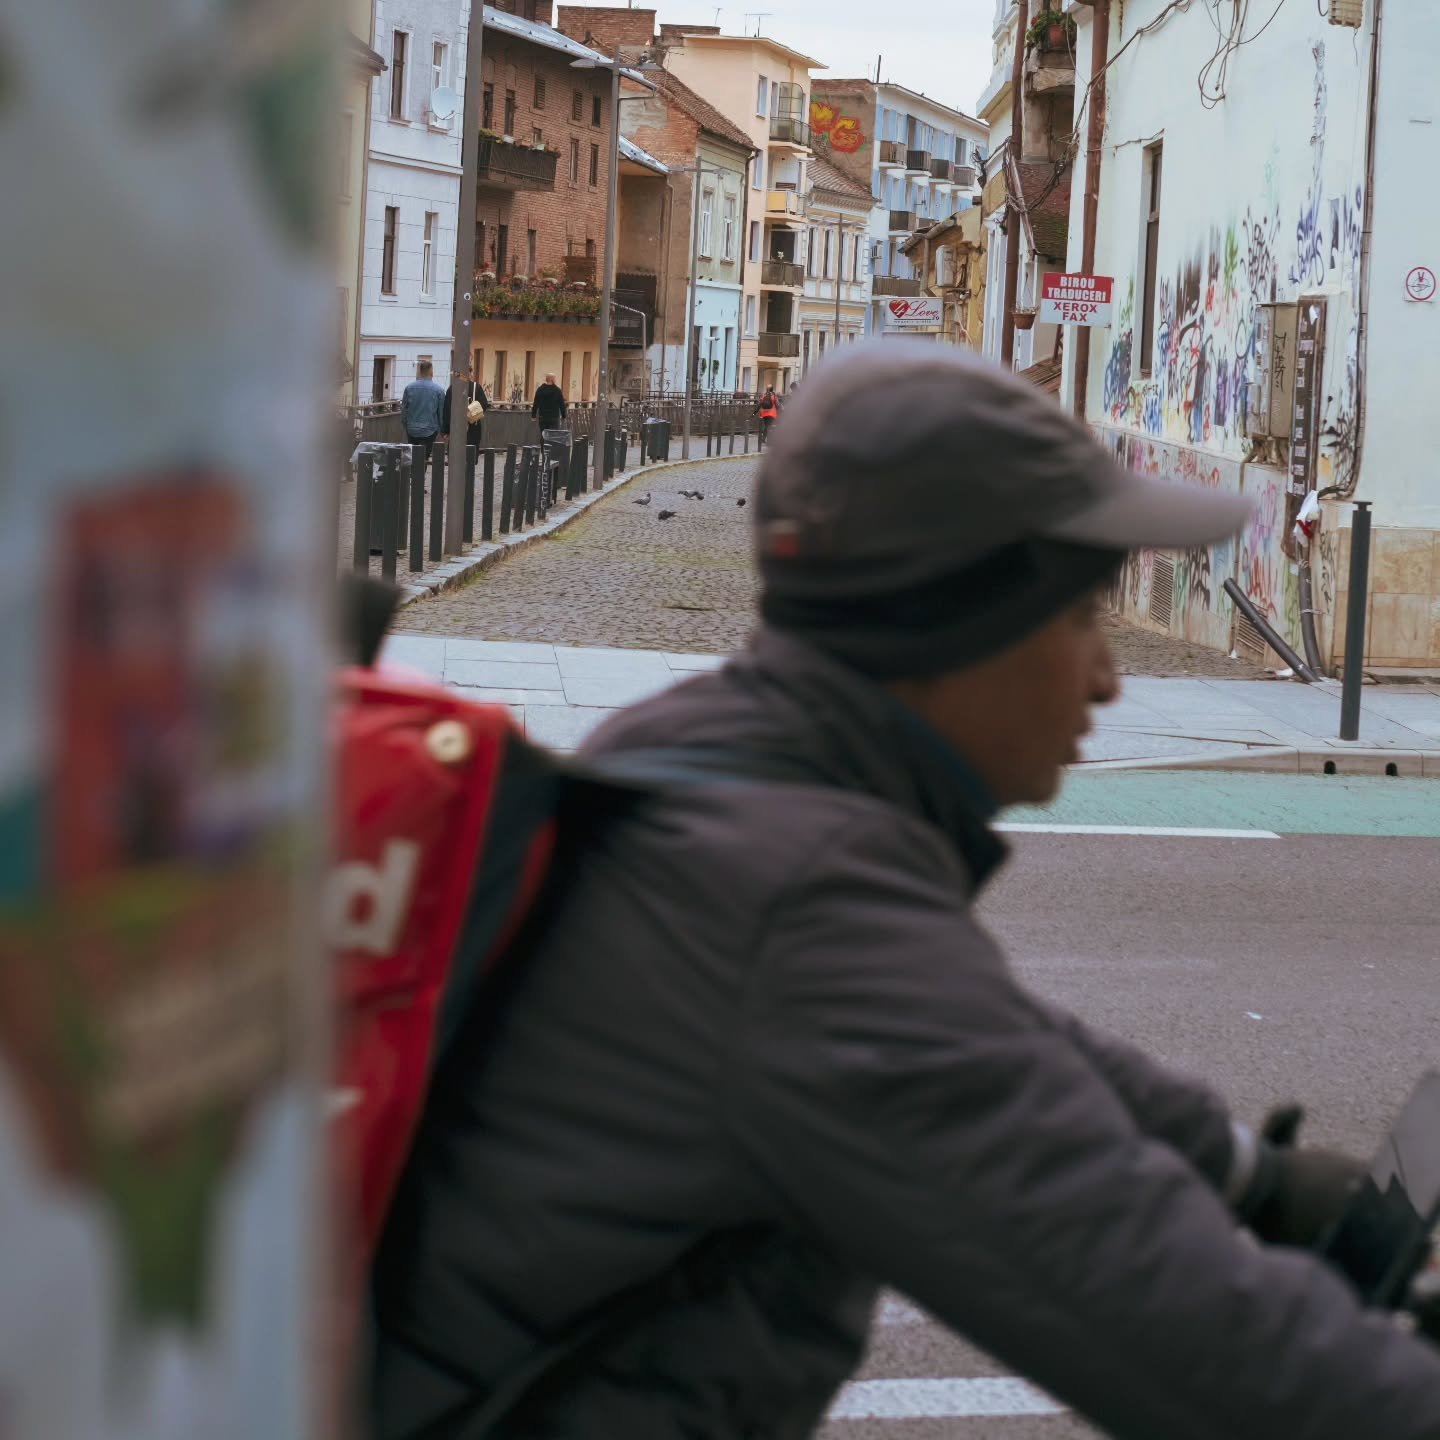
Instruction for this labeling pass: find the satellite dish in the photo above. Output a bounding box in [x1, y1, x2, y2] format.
[430, 85, 459, 121]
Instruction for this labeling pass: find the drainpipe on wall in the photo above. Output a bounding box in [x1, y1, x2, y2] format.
[1303, 0, 1382, 671]
[1000, 0, 1029, 368]
[1333, 0, 1382, 503]
[1071, 0, 1111, 419]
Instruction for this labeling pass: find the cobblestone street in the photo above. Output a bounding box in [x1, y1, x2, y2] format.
[395, 454, 1269, 678]
[394, 455, 760, 654]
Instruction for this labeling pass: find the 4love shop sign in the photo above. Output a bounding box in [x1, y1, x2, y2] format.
[883, 296, 944, 331]
[1038, 272, 1114, 326]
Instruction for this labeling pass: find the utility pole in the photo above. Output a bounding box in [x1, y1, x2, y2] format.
[1072, 0, 1111, 418]
[596, 59, 622, 492]
[444, 0, 485, 555]
[1000, 0, 1028, 369]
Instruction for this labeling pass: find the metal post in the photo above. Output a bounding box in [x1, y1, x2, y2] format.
[445, 0, 486, 556]
[593, 59, 621, 495]
[572, 435, 589, 495]
[408, 443, 425, 572]
[463, 444, 476, 543]
[1339, 501, 1373, 741]
[428, 443, 445, 562]
[681, 160, 704, 460]
[525, 446, 541, 526]
[352, 453, 374, 571]
[379, 450, 399, 582]
[480, 448, 495, 541]
[500, 443, 517, 533]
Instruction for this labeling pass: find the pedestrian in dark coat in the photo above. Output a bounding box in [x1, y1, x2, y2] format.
[441, 368, 491, 449]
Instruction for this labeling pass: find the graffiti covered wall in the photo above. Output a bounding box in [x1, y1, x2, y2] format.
[1081, 8, 1371, 653]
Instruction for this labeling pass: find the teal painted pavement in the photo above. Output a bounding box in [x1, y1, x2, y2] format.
[1007, 773, 1440, 838]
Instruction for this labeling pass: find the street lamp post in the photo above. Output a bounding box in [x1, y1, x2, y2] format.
[572, 54, 623, 494]
[443, 0, 486, 556]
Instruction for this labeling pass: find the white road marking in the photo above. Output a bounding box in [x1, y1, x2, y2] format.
[829, 1378, 1066, 1420]
[997, 823, 1279, 839]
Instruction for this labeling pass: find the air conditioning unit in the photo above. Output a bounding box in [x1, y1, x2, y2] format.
[1328, 0, 1363, 25]
[1247, 302, 1298, 440]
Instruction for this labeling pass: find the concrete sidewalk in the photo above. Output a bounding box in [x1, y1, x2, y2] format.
[379, 635, 1440, 775]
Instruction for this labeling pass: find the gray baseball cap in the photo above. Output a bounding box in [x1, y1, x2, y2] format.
[753, 341, 1252, 676]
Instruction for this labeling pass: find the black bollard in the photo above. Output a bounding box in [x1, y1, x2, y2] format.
[408, 443, 426, 572]
[500, 444, 517, 534]
[463, 444, 476, 544]
[352, 452, 374, 571]
[1339, 501, 1373, 741]
[379, 449, 399, 582]
[428, 443, 445, 563]
[481, 449, 496, 542]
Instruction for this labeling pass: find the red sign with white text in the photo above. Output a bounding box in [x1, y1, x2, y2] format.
[1038, 272, 1114, 327]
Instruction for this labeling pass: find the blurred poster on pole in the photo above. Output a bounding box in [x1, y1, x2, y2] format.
[0, 2, 337, 1438]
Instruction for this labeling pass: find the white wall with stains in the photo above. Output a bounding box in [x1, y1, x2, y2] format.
[1067, 0, 1386, 662]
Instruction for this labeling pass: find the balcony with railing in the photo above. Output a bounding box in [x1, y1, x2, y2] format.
[476, 136, 559, 191]
[770, 81, 810, 149]
[888, 209, 917, 234]
[952, 163, 979, 189]
[766, 189, 806, 223]
[905, 148, 932, 175]
[878, 139, 906, 169]
[769, 113, 811, 149]
[758, 332, 801, 357]
[760, 259, 805, 289]
[930, 157, 952, 182]
[871, 275, 923, 297]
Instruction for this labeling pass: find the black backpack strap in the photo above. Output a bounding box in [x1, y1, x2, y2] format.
[576, 744, 828, 793]
[406, 1228, 771, 1440]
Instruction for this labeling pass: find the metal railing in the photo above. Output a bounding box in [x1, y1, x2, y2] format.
[769, 114, 811, 148]
[905, 149, 932, 173]
[340, 399, 768, 580]
[878, 139, 905, 167]
[871, 275, 923, 297]
[758, 331, 801, 357]
[760, 259, 804, 287]
[888, 209, 917, 232]
[930, 157, 953, 181]
[476, 137, 559, 190]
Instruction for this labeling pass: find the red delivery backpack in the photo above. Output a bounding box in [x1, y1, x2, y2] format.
[327, 580, 762, 1433]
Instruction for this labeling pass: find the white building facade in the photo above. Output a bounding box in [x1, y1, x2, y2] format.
[1062, 0, 1440, 672]
[360, 0, 470, 401]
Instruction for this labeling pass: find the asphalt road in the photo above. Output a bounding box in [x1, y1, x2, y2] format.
[821, 771, 1440, 1439]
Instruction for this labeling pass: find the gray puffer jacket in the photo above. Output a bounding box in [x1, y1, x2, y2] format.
[369, 628, 1440, 1440]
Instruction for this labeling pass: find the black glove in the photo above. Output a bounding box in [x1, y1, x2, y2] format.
[1238, 1104, 1367, 1248]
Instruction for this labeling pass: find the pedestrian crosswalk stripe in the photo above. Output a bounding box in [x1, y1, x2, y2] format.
[997, 822, 1279, 839]
[829, 1378, 1065, 1420]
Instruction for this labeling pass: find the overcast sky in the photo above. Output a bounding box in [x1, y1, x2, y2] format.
[565, 0, 1000, 122]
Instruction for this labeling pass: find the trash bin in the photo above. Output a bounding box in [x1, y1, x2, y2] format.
[541, 427, 572, 501]
[642, 417, 669, 462]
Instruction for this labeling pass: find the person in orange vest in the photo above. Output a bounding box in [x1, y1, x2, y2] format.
[756, 385, 781, 446]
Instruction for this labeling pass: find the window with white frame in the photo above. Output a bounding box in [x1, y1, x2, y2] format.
[756, 75, 768, 116]
[852, 230, 861, 280]
[823, 229, 833, 279]
[390, 30, 409, 120]
[432, 40, 448, 95]
[421, 211, 437, 295]
[722, 196, 737, 261]
[699, 189, 714, 257]
[752, 152, 763, 190]
[745, 294, 757, 335]
[806, 226, 817, 277]
[749, 219, 760, 263]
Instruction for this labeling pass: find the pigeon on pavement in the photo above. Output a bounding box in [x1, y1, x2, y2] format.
[632, 493, 652, 506]
[657, 510, 677, 521]
[736, 498, 747, 508]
